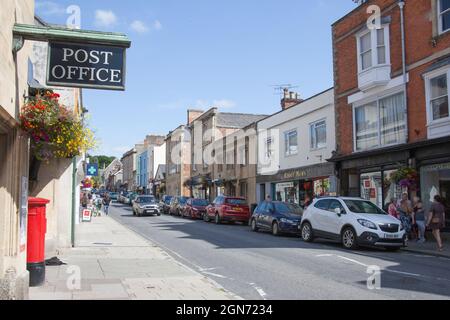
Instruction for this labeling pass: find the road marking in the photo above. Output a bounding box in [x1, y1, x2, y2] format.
[337, 255, 369, 267]
[316, 254, 334, 258]
[202, 272, 228, 279]
[248, 283, 267, 300]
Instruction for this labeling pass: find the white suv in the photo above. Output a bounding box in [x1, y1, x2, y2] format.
[300, 197, 406, 251]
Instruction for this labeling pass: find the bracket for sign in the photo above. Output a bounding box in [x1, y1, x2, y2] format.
[12, 35, 24, 54]
[12, 23, 131, 52]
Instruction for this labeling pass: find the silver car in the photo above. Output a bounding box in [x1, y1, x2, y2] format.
[132, 196, 161, 217]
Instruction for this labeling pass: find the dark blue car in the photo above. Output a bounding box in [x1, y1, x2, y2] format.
[250, 201, 303, 236]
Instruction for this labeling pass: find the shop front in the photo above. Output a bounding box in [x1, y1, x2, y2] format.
[257, 163, 337, 208]
[189, 175, 211, 200]
[333, 137, 450, 223]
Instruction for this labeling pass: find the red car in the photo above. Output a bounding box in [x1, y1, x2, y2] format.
[204, 196, 250, 224]
[182, 198, 209, 219]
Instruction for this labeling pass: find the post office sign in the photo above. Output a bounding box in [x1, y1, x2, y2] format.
[47, 42, 126, 90]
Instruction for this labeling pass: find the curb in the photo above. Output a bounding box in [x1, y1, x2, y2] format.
[401, 247, 450, 259]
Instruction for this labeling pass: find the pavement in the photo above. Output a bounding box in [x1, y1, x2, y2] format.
[403, 232, 450, 259]
[28, 211, 240, 300]
[108, 203, 450, 300]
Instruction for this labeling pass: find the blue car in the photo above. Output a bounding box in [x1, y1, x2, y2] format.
[250, 201, 303, 236]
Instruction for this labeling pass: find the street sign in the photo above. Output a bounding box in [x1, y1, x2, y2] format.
[87, 163, 99, 177]
[82, 209, 92, 222]
[47, 42, 126, 90]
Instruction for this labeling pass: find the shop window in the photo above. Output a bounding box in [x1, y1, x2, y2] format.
[354, 92, 406, 151]
[275, 181, 299, 204]
[360, 172, 383, 208]
[284, 130, 298, 156]
[310, 120, 327, 150]
[438, 0, 450, 34]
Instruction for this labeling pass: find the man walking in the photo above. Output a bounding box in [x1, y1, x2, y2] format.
[103, 194, 111, 216]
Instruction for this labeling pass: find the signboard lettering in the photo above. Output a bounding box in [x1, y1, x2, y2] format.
[47, 42, 126, 90]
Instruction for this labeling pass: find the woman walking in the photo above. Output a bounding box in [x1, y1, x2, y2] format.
[427, 195, 446, 252]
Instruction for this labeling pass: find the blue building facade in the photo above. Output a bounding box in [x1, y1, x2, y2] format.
[138, 151, 148, 193]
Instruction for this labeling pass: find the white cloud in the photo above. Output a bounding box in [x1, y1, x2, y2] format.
[195, 99, 236, 109]
[153, 20, 163, 31]
[211, 99, 236, 109]
[95, 10, 117, 27]
[130, 20, 149, 33]
[35, 1, 66, 16]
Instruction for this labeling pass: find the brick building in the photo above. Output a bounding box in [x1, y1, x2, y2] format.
[330, 0, 450, 227]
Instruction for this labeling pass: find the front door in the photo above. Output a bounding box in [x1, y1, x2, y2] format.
[322, 200, 346, 236]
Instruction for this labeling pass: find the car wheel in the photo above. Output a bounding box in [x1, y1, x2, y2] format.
[301, 222, 314, 242]
[342, 227, 358, 250]
[215, 213, 221, 225]
[204, 213, 210, 222]
[272, 221, 280, 236]
[251, 219, 258, 232]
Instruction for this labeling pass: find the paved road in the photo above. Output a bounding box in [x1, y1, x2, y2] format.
[109, 203, 450, 300]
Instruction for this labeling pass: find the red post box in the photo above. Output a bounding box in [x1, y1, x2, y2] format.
[27, 197, 50, 287]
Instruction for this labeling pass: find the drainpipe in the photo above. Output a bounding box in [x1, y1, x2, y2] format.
[71, 156, 76, 247]
[398, 0, 409, 144]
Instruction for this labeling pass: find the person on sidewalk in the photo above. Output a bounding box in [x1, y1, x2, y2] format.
[413, 198, 426, 243]
[103, 194, 111, 216]
[81, 193, 89, 209]
[427, 195, 446, 252]
[398, 198, 413, 241]
[388, 198, 400, 219]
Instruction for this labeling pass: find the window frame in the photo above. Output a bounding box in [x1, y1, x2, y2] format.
[309, 118, 327, 150]
[424, 67, 450, 125]
[438, 0, 450, 35]
[356, 25, 391, 74]
[352, 90, 407, 152]
[284, 129, 298, 157]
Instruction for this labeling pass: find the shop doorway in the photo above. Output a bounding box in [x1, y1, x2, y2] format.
[440, 179, 450, 231]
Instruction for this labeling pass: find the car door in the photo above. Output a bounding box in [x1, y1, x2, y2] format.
[255, 202, 268, 229]
[262, 202, 275, 229]
[322, 200, 347, 237]
[311, 199, 332, 233]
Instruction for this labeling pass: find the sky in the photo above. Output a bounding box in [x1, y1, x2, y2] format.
[35, 0, 358, 158]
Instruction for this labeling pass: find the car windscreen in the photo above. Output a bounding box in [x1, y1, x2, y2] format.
[343, 200, 387, 215]
[139, 197, 156, 204]
[226, 198, 247, 205]
[274, 202, 303, 216]
[193, 199, 209, 206]
[179, 197, 189, 204]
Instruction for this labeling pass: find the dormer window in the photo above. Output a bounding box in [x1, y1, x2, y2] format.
[356, 25, 391, 91]
[438, 0, 450, 35]
[357, 27, 389, 73]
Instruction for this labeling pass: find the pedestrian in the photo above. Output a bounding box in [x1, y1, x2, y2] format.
[413, 198, 426, 243]
[81, 193, 89, 209]
[426, 195, 446, 252]
[398, 198, 413, 241]
[388, 198, 400, 219]
[304, 194, 313, 209]
[103, 193, 111, 216]
[266, 194, 272, 202]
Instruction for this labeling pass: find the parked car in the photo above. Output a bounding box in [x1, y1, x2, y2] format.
[250, 201, 303, 236]
[161, 195, 173, 214]
[129, 193, 138, 206]
[132, 195, 161, 217]
[169, 196, 189, 216]
[182, 198, 209, 219]
[300, 197, 406, 251]
[205, 196, 250, 224]
[109, 192, 119, 202]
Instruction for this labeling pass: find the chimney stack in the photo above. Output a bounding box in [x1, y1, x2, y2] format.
[281, 88, 302, 110]
[187, 109, 204, 125]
